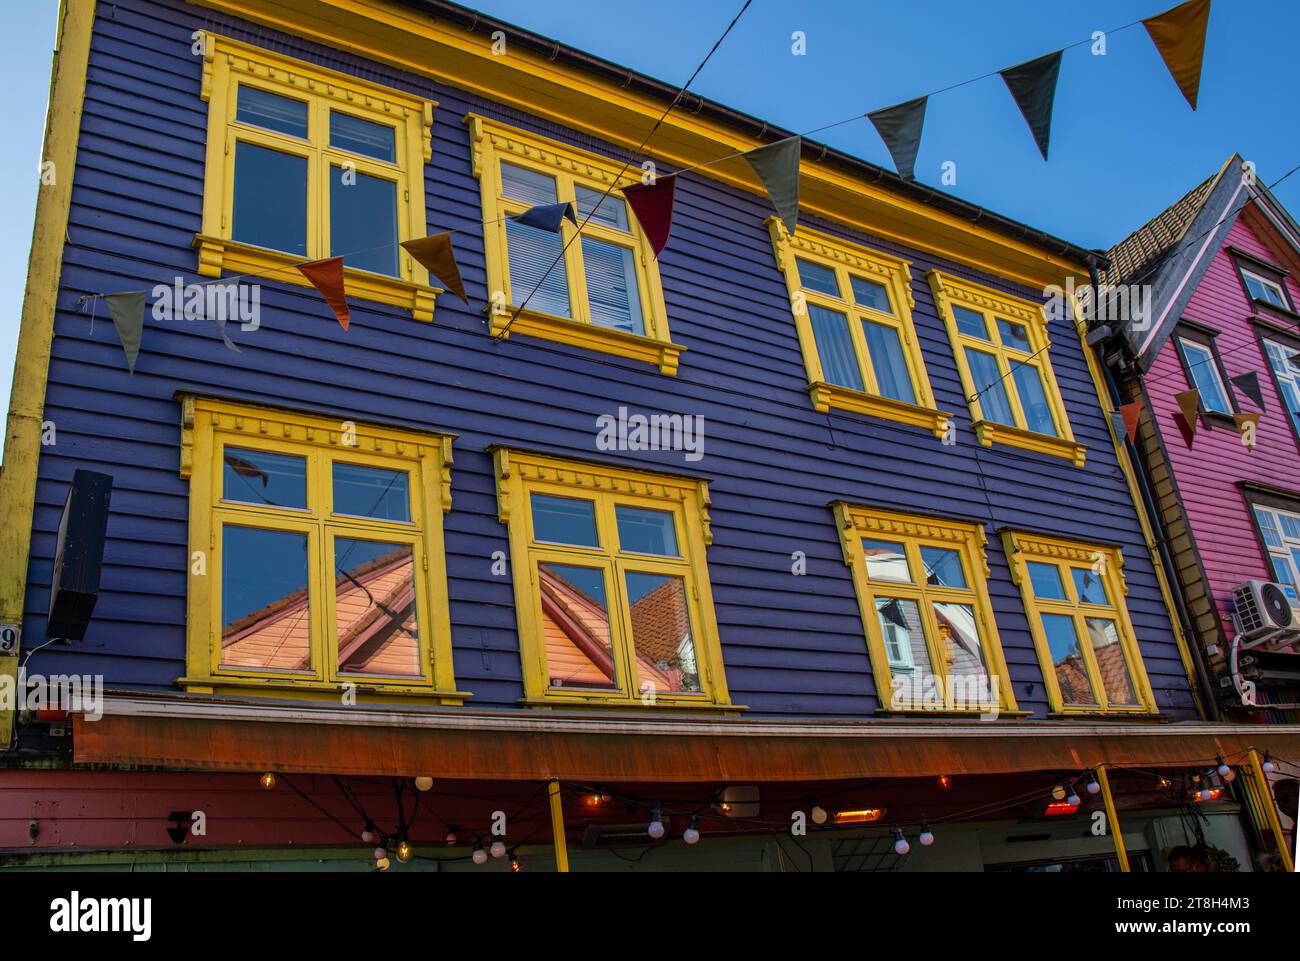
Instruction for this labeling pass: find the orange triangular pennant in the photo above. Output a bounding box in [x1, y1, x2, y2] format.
[1234, 411, 1260, 449]
[296, 257, 350, 330]
[1174, 389, 1201, 429]
[1119, 401, 1143, 442]
[1143, 0, 1212, 110]
[401, 233, 468, 303]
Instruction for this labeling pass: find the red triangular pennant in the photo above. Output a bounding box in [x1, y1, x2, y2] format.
[1173, 411, 1196, 449]
[296, 257, 350, 330]
[622, 177, 676, 257]
[1119, 401, 1143, 441]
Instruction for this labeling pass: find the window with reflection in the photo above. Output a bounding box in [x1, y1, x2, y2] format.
[1176, 334, 1233, 415]
[1005, 533, 1154, 714]
[187, 396, 458, 698]
[838, 505, 1014, 713]
[496, 450, 731, 708]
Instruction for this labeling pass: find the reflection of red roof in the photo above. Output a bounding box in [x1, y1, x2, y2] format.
[222, 549, 419, 676]
[1055, 641, 1134, 706]
[539, 567, 679, 691]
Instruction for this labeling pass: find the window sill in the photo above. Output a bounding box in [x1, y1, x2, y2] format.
[807, 381, 951, 437]
[489, 307, 685, 375]
[179, 674, 471, 706]
[517, 696, 746, 714]
[973, 419, 1087, 466]
[875, 708, 1032, 718]
[1046, 709, 1166, 721]
[193, 234, 441, 322]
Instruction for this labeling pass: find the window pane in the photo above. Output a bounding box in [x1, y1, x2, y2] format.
[1027, 562, 1067, 600]
[797, 259, 840, 297]
[222, 447, 307, 509]
[934, 601, 993, 708]
[1280, 512, 1300, 541]
[1071, 567, 1110, 606]
[329, 111, 396, 163]
[1270, 553, 1296, 587]
[954, 306, 989, 340]
[862, 320, 916, 404]
[1011, 362, 1058, 436]
[965, 348, 1015, 426]
[1180, 340, 1231, 413]
[626, 572, 700, 694]
[501, 162, 558, 206]
[862, 539, 911, 582]
[221, 525, 311, 671]
[236, 86, 308, 138]
[920, 546, 966, 589]
[808, 304, 863, 391]
[1245, 272, 1287, 308]
[582, 237, 644, 334]
[850, 275, 892, 313]
[996, 318, 1032, 352]
[506, 217, 571, 316]
[1041, 613, 1096, 706]
[538, 563, 617, 690]
[574, 184, 629, 231]
[531, 494, 599, 547]
[615, 506, 678, 556]
[334, 539, 420, 677]
[1256, 508, 1283, 548]
[1085, 618, 1138, 706]
[876, 597, 939, 707]
[331, 167, 399, 276]
[233, 142, 307, 256]
[1281, 380, 1300, 435]
[332, 463, 410, 522]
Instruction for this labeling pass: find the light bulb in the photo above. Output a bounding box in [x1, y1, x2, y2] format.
[361, 822, 376, 844]
[1199, 787, 1213, 801]
[510, 855, 522, 873]
[471, 840, 488, 865]
[445, 831, 459, 845]
[1217, 757, 1231, 778]
[810, 805, 828, 825]
[647, 808, 666, 840]
[919, 820, 934, 847]
[397, 839, 413, 862]
[260, 772, 277, 790]
[1085, 777, 1101, 795]
[893, 829, 910, 856]
[375, 857, 390, 871]
[1066, 791, 1081, 807]
[490, 839, 506, 859]
[936, 774, 952, 791]
[414, 776, 434, 792]
[683, 818, 700, 845]
[1263, 753, 1276, 774]
[1050, 783, 1066, 801]
[1224, 768, 1237, 782]
[373, 846, 387, 860]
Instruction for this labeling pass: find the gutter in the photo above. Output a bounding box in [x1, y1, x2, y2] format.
[399, 0, 1104, 270]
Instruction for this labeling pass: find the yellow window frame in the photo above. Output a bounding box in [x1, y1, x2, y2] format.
[769, 220, 950, 436]
[177, 395, 466, 704]
[492, 448, 736, 711]
[1002, 531, 1157, 715]
[832, 503, 1019, 715]
[465, 114, 682, 374]
[928, 270, 1086, 465]
[195, 35, 440, 321]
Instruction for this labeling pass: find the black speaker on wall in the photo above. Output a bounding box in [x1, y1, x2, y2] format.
[47, 469, 112, 643]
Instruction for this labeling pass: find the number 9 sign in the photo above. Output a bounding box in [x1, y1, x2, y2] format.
[0, 624, 19, 654]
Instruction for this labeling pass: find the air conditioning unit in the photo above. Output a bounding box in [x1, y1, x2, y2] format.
[1232, 580, 1300, 652]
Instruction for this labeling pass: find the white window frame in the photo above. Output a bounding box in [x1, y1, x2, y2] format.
[1242, 269, 1289, 310]
[1177, 336, 1232, 414]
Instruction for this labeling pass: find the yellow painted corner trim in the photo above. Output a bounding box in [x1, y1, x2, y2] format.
[180, 395, 460, 698]
[1001, 529, 1158, 716]
[196, 33, 439, 320]
[493, 447, 729, 708]
[466, 113, 678, 371]
[928, 269, 1083, 464]
[0, 0, 96, 745]
[831, 502, 1016, 713]
[768, 218, 946, 433]
[190, 0, 1094, 292]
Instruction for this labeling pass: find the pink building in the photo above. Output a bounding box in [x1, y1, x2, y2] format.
[1096, 154, 1300, 723]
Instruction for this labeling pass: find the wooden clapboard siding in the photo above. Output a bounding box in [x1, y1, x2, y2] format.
[17, 0, 1195, 719]
[1136, 213, 1300, 716]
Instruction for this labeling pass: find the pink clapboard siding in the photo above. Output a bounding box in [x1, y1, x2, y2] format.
[1144, 215, 1300, 641]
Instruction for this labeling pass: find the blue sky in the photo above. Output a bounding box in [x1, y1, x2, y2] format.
[0, 1, 1296, 426]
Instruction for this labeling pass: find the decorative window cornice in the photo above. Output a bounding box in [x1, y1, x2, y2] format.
[832, 502, 991, 579]
[769, 220, 918, 311]
[1002, 531, 1128, 596]
[928, 270, 1046, 330]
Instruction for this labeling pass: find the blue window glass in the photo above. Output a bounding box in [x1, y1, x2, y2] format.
[221, 525, 311, 671]
[329, 111, 396, 163]
[331, 167, 398, 276]
[1027, 561, 1066, 600]
[965, 348, 1014, 426]
[531, 494, 599, 547]
[954, 306, 989, 340]
[236, 86, 308, 138]
[797, 259, 840, 297]
[1011, 363, 1058, 436]
[1072, 567, 1109, 606]
[222, 448, 307, 509]
[1041, 613, 1096, 706]
[996, 318, 1032, 352]
[582, 237, 643, 334]
[850, 275, 892, 314]
[809, 305, 863, 391]
[862, 319, 915, 404]
[920, 546, 966, 589]
[232, 142, 308, 256]
[1179, 339, 1231, 414]
[615, 506, 678, 556]
[332, 463, 410, 522]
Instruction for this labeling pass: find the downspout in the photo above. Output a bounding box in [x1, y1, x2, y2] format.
[1087, 257, 1220, 720]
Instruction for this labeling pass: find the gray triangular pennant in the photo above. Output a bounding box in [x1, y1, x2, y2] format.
[744, 136, 801, 234]
[999, 50, 1064, 161]
[105, 290, 146, 373]
[868, 96, 927, 181]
